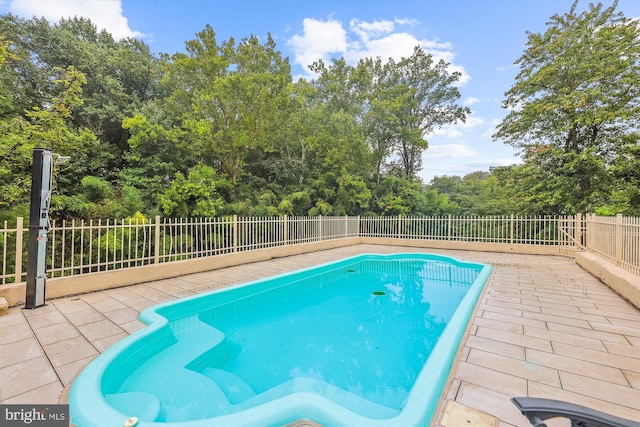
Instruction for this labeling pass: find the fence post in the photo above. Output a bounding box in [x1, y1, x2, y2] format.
[154, 215, 161, 264]
[447, 215, 452, 241]
[283, 215, 288, 245]
[574, 213, 582, 249]
[397, 215, 402, 239]
[584, 214, 590, 250]
[344, 215, 348, 238]
[587, 214, 596, 249]
[15, 217, 24, 283]
[615, 213, 623, 266]
[510, 214, 514, 244]
[357, 215, 361, 238]
[318, 215, 323, 241]
[233, 215, 238, 252]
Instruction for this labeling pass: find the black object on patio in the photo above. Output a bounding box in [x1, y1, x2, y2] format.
[511, 397, 640, 427]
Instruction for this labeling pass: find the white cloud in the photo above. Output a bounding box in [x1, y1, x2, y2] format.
[463, 97, 480, 106]
[424, 143, 478, 159]
[349, 18, 395, 42]
[431, 127, 463, 139]
[394, 17, 420, 27]
[480, 118, 502, 139]
[458, 115, 485, 128]
[430, 115, 485, 138]
[481, 127, 495, 140]
[5, 0, 144, 40]
[288, 16, 469, 84]
[288, 18, 348, 70]
[345, 31, 416, 63]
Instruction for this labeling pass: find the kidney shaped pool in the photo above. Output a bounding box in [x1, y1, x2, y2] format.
[69, 253, 492, 427]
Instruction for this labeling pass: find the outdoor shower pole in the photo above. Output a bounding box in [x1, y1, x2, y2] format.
[25, 148, 53, 309]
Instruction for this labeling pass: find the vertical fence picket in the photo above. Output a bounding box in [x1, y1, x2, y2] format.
[2, 221, 7, 284]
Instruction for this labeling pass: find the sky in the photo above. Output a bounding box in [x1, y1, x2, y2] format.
[1, 0, 638, 184]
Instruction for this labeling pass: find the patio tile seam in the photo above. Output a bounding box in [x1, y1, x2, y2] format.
[0, 337, 44, 370]
[21, 305, 73, 397]
[533, 373, 638, 402]
[525, 347, 631, 387]
[557, 371, 640, 409]
[465, 348, 561, 387]
[545, 322, 630, 344]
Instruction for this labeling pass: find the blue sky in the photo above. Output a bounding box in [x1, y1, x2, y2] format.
[1, 0, 638, 183]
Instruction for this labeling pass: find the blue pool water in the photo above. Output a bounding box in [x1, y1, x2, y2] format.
[70, 253, 492, 427]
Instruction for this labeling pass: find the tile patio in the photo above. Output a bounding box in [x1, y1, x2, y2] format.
[0, 245, 638, 426]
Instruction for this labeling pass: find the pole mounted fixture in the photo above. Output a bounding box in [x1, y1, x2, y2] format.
[25, 148, 55, 309]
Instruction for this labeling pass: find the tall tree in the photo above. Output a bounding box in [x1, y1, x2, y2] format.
[494, 1, 640, 213]
[0, 34, 17, 116]
[0, 66, 97, 212]
[392, 47, 469, 178]
[164, 27, 292, 193]
[0, 14, 161, 218]
[307, 58, 372, 181]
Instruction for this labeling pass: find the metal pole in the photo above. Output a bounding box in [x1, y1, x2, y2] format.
[25, 148, 53, 309]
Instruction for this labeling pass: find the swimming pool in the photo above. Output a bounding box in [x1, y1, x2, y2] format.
[69, 253, 492, 427]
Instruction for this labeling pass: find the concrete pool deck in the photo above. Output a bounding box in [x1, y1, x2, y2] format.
[1, 245, 638, 426]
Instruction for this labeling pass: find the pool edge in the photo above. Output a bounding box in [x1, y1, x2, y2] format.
[430, 263, 495, 426]
[68, 253, 493, 427]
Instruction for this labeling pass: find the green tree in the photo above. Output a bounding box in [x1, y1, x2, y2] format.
[0, 66, 97, 212]
[0, 14, 161, 218]
[2, 16, 159, 182]
[335, 173, 371, 215]
[305, 59, 372, 183]
[0, 34, 17, 116]
[0, 15, 52, 118]
[390, 47, 469, 179]
[494, 1, 640, 213]
[159, 164, 229, 217]
[165, 26, 292, 190]
[605, 132, 640, 215]
[121, 108, 195, 211]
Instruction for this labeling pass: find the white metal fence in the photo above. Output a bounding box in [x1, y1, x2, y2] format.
[1, 214, 638, 285]
[359, 215, 582, 246]
[585, 214, 640, 277]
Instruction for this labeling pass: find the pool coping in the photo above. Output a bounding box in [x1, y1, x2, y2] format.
[67, 253, 493, 427]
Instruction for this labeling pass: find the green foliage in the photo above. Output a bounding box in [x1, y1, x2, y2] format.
[335, 174, 371, 215]
[121, 109, 192, 210]
[377, 194, 409, 216]
[375, 176, 455, 216]
[160, 164, 229, 217]
[1, 8, 636, 222]
[1, 65, 98, 211]
[427, 172, 519, 215]
[164, 27, 291, 189]
[81, 176, 112, 202]
[121, 186, 145, 217]
[277, 199, 294, 216]
[494, 1, 640, 214]
[308, 200, 333, 216]
[287, 191, 312, 216]
[608, 133, 640, 215]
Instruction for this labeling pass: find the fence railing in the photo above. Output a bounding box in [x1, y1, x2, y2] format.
[586, 214, 640, 277]
[1, 214, 637, 285]
[359, 215, 583, 246]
